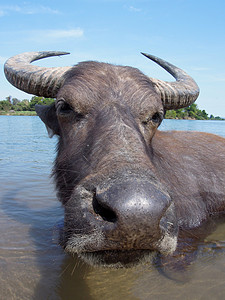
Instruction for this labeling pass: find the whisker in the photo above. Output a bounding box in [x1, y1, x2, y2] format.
[59, 261, 72, 277]
[180, 228, 199, 239]
[71, 260, 78, 276]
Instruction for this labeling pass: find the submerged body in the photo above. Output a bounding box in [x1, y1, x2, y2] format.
[4, 51, 225, 268]
[153, 130, 225, 229]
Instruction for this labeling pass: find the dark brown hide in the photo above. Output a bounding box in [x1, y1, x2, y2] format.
[152, 131, 225, 229]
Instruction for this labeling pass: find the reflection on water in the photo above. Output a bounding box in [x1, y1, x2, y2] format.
[1, 116, 225, 299]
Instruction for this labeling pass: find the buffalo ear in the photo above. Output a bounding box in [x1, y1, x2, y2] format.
[35, 104, 60, 137]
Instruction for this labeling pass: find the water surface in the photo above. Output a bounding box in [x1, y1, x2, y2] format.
[1, 116, 225, 299]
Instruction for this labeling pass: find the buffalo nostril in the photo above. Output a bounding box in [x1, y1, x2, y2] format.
[93, 192, 117, 223]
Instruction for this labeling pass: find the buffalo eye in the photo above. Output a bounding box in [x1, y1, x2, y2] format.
[151, 112, 162, 124]
[56, 100, 84, 121]
[56, 100, 73, 115]
[142, 112, 163, 126]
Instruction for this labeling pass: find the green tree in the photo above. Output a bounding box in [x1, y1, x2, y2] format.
[12, 98, 20, 106]
[201, 110, 208, 119]
[0, 100, 12, 111]
[5, 96, 12, 104]
[29, 96, 55, 111]
[165, 103, 212, 120]
[29, 96, 44, 111]
[165, 110, 177, 119]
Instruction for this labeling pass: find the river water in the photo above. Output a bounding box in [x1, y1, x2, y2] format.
[1, 116, 225, 300]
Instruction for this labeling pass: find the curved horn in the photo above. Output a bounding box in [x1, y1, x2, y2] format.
[4, 51, 72, 98]
[141, 52, 200, 110]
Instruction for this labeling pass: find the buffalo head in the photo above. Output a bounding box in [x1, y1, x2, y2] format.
[4, 51, 199, 267]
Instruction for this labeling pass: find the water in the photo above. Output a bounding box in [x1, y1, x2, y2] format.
[1, 116, 225, 300]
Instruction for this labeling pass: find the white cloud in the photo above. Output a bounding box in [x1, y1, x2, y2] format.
[0, 4, 60, 16]
[22, 5, 60, 15]
[129, 6, 142, 12]
[0, 28, 84, 45]
[45, 29, 84, 39]
[28, 28, 84, 43]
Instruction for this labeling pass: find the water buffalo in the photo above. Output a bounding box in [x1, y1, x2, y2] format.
[4, 51, 225, 269]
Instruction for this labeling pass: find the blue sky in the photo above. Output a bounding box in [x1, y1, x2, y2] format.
[1, 0, 225, 116]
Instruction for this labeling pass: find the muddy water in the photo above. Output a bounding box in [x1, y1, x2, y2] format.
[1, 116, 225, 300]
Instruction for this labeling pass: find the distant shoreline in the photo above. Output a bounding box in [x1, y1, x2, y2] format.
[0, 111, 224, 120]
[1, 97, 224, 120]
[0, 111, 37, 116]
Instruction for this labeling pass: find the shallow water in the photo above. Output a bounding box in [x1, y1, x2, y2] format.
[1, 116, 225, 300]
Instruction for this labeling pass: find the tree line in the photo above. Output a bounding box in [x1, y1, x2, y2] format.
[0, 96, 224, 120]
[165, 103, 224, 120]
[0, 96, 55, 112]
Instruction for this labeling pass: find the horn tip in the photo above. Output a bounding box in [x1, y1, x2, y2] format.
[141, 52, 155, 60]
[40, 51, 70, 58]
[59, 51, 70, 55]
[141, 52, 149, 56]
[53, 51, 70, 57]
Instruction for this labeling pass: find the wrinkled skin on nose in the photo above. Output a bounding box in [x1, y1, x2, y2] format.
[93, 177, 173, 248]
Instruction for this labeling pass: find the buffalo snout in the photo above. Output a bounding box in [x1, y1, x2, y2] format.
[92, 176, 176, 249]
[64, 172, 178, 266]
